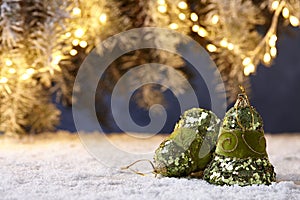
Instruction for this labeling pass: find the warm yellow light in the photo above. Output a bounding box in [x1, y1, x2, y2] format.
[157, 0, 165, 4]
[65, 32, 71, 38]
[190, 13, 198, 22]
[0, 77, 8, 83]
[70, 49, 78, 56]
[169, 23, 179, 30]
[5, 59, 13, 66]
[263, 53, 271, 63]
[270, 47, 277, 57]
[178, 1, 188, 10]
[99, 13, 107, 24]
[227, 43, 234, 50]
[20, 73, 30, 81]
[8, 68, 16, 74]
[79, 41, 88, 48]
[269, 34, 277, 47]
[242, 57, 251, 66]
[211, 15, 219, 24]
[206, 44, 217, 52]
[53, 55, 62, 65]
[289, 16, 300, 27]
[269, 38, 276, 47]
[198, 27, 208, 37]
[72, 7, 81, 16]
[157, 5, 167, 13]
[282, 7, 290, 19]
[244, 64, 255, 76]
[74, 28, 85, 38]
[271, 1, 279, 10]
[26, 68, 35, 75]
[220, 39, 228, 47]
[270, 34, 277, 42]
[178, 13, 186, 20]
[72, 39, 80, 46]
[192, 25, 200, 32]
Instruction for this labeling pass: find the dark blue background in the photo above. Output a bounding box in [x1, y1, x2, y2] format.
[57, 29, 300, 134]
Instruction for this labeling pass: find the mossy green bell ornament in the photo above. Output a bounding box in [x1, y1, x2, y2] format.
[154, 108, 221, 177]
[203, 87, 276, 186]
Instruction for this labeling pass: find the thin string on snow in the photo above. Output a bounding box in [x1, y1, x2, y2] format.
[121, 159, 156, 177]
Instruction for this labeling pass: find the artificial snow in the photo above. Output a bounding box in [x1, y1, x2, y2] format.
[1, 132, 299, 199]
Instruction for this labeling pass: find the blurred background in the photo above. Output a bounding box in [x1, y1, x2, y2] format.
[1, 0, 300, 136]
[58, 29, 300, 134]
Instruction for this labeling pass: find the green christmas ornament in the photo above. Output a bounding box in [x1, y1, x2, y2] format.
[154, 108, 221, 177]
[203, 87, 276, 186]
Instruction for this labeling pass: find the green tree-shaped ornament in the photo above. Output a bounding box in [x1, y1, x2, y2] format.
[203, 87, 276, 186]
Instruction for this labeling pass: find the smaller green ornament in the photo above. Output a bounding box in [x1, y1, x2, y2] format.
[203, 86, 276, 186]
[154, 108, 221, 177]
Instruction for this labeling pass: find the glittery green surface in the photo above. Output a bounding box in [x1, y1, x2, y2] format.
[222, 106, 263, 131]
[154, 108, 221, 177]
[175, 108, 221, 133]
[204, 92, 276, 186]
[203, 155, 276, 186]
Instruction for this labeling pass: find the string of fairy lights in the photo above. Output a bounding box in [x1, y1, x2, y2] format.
[187, 0, 300, 76]
[157, 0, 190, 30]
[0, 2, 108, 86]
[0, 0, 299, 85]
[69, 5, 107, 56]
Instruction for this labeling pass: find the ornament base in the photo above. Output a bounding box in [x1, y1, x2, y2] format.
[203, 154, 276, 186]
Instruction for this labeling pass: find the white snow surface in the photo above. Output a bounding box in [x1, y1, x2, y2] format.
[1, 132, 300, 200]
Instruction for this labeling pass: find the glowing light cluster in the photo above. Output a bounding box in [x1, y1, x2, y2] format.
[270, 47, 277, 57]
[79, 41, 88, 48]
[178, 1, 188, 10]
[242, 57, 255, 76]
[263, 53, 271, 63]
[227, 43, 234, 51]
[211, 14, 219, 24]
[243, 63, 255, 76]
[157, 0, 167, 13]
[5, 59, 13, 66]
[20, 68, 35, 81]
[169, 23, 179, 30]
[190, 13, 198, 22]
[272, 1, 299, 27]
[282, 7, 290, 18]
[268, 34, 277, 47]
[72, 7, 81, 16]
[220, 39, 228, 47]
[72, 39, 80, 46]
[8, 68, 16, 74]
[99, 13, 107, 24]
[0, 77, 8, 84]
[70, 49, 78, 56]
[65, 32, 72, 38]
[219, 38, 234, 51]
[265, 34, 278, 63]
[191, 24, 208, 37]
[289, 16, 300, 27]
[271, 1, 279, 10]
[206, 44, 217, 52]
[190, 11, 208, 38]
[74, 28, 85, 38]
[178, 13, 186, 20]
